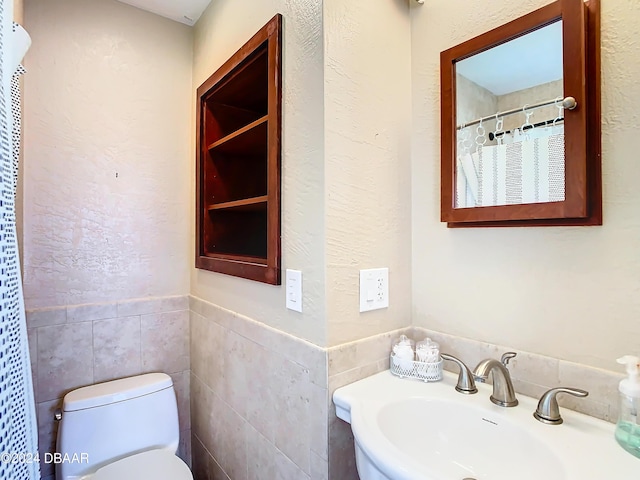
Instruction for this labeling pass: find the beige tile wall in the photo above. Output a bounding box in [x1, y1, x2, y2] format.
[189, 296, 328, 480]
[327, 327, 413, 480]
[30, 295, 620, 480]
[188, 298, 623, 480]
[26, 295, 191, 479]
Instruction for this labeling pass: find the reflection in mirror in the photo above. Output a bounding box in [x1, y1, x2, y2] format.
[454, 21, 567, 209]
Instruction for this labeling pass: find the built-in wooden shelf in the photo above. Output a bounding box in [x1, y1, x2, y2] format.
[208, 196, 268, 212]
[207, 116, 268, 153]
[207, 118, 268, 158]
[195, 14, 282, 285]
[204, 252, 268, 266]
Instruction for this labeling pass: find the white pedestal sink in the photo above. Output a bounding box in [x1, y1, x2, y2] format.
[333, 370, 638, 480]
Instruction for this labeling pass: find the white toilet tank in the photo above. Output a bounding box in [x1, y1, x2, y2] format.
[56, 373, 180, 479]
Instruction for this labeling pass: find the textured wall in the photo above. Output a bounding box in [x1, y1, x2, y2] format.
[324, 0, 412, 346]
[411, 0, 640, 370]
[192, 0, 411, 347]
[22, 0, 192, 309]
[191, 0, 327, 345]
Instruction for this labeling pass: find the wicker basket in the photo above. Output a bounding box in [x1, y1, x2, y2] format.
[390, 353, 443, 382]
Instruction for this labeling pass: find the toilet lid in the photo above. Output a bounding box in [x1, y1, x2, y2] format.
[89, 449, 192, 480]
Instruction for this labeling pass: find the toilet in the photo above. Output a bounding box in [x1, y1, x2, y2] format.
[56, 373, 193, 480]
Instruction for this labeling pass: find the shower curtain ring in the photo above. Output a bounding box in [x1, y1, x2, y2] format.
[494, 113, 504, 133]
[475, 118, 487, 147]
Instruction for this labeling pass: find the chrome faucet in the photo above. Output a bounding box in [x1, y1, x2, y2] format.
[473, 352, 518, 407]
[441, 353, 477, 394]
[533, 387, 589, 425]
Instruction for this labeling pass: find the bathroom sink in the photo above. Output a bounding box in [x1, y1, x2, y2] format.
[377, 397, 564, 480]
[333, 371, 638, 480]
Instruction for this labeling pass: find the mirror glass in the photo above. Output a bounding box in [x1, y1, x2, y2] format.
[454, 21, 565, 209]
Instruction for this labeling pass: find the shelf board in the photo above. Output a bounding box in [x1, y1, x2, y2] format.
[203, 102, 265, 145]
[207, 115, 268, 153]
[204, 252, 268, 265]
[208, 195, 268, 212]
[211, 103, 264, 117]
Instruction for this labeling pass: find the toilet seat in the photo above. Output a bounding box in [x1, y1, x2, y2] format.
[88, 449, 192, 480]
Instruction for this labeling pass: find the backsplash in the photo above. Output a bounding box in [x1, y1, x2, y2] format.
[419, 328, 624, 423]
[26, 295, 191, 480]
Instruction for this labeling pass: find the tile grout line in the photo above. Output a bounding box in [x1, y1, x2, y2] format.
[138, 314, 143, 374]
[90, 320, 95, 385]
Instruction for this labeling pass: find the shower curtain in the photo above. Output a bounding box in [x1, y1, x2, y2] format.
[456, 130, 565, 208]
[0, 2, 40, 480]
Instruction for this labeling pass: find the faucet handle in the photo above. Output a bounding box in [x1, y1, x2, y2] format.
[441, 353, 478, 395]
[533, 387, 589, 425]
[501, 351, 517, 367]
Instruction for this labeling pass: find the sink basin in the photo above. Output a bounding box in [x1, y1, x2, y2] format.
[333, 370, 639, 480]
[378, 397, 564, 480]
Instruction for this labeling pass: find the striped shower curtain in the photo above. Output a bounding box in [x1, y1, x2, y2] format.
[456, 131, 565, 208]
[0, 1, 40, 479]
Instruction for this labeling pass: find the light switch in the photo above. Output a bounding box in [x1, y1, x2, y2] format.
[286, 269, 303, 313]
[359, 268, 389, 312]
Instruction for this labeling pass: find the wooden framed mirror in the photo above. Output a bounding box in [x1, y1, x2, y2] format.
[440, 0, 600, 227]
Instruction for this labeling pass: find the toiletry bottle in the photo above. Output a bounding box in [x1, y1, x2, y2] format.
[615, 355, 640, 458]
[391, 335, 415, 371]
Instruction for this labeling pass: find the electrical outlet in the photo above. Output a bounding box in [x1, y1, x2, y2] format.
[359, 268, 389, 312]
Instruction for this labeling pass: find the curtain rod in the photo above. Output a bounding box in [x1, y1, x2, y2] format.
[457, 96, 576, 130]
[488, 117, 564, 141]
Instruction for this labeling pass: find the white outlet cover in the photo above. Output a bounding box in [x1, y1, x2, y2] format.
[359, 268, 389, 313]
[286, 269, 303, 313]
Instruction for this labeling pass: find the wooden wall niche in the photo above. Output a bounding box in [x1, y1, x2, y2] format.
[196, 14, 282, 284]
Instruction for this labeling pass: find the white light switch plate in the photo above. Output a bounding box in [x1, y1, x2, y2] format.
[359, 268, 389, 312]
[286, 269, 303, 312]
